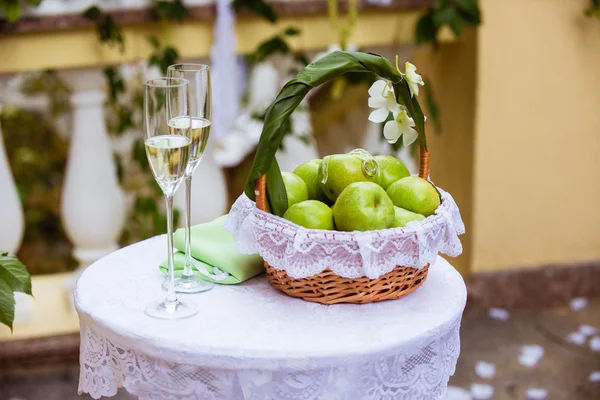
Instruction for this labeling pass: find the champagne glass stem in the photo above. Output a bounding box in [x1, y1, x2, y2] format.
[164, 193, 178, 306]
[183, 175, 194, 278]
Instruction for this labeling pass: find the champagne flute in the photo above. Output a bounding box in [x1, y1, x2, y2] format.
[143, 77, 199, 319]
[166, 64, 214, 294]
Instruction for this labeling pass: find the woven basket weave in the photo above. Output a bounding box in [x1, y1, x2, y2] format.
[253, 131, 432, 305]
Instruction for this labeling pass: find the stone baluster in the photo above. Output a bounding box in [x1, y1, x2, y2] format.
[0, 104, 25, 254]
[60, 68, 126, 270]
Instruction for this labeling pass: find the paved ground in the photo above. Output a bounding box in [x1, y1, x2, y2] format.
[2, 299, 600, 400]
[449, 298, 600, 399]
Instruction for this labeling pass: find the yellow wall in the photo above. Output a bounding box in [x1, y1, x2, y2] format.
[472, 0, 600, 272]
[413, 30, 478, 276]
[0, 11, 431, 74]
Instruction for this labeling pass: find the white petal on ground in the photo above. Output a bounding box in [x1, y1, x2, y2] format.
[470, 383, 494, 399]
[445, 386, 473, 400]
[526, 388, 548, 399]
[518, 345, 544, 367]
[579, 324, 598, 337]
[590, 371, 600, 382]
[475, 361, 496, 379]
[488, 308, 510, 321]
[566, 331, 587, 345]
[570, 297, 588, 311]
[589, 336, 600, 351]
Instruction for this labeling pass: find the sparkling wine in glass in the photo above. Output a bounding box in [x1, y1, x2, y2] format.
[143, 77, 199, 319]
[166, 64, 214, 294]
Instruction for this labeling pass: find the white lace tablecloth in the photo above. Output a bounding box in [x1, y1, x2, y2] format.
[75, 235, 467, 400]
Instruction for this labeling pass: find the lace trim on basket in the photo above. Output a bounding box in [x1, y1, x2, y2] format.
[225, 187, 465, 279]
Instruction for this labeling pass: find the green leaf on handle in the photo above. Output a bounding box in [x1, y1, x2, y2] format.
[392, 80, 426, 151]
[244, 51, 426, 216]
[265, 159, 288, 216]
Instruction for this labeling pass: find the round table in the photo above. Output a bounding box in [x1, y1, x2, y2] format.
[75, 235, 467, 400]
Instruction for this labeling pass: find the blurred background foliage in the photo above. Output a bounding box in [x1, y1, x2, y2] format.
[0, 0, 486, 275]
[1, 71, 75, 273]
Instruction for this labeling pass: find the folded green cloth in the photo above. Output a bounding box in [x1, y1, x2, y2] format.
[159, 215, 264, 284]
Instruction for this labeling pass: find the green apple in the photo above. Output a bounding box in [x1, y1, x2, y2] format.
[332, 182, 395, 231]
[283, 200, 334, 230]
[394, 206, 425, 227]
[293, 159, 329, 203]
[374, 155, 410, 190]
[318, 154, 377, 202]
[282, 172, 309, 208]
[386, 176, 440, 217]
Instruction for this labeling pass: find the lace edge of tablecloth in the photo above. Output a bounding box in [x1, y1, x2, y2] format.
[78, 314, 463, 400]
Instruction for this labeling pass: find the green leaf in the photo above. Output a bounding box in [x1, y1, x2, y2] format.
[5, 2, 21, 22]
[0, 251, 32, 331]
[284, 27, 301, 36]
[0, 279, 15, 331]
[103, 66, 126, 102]
[114, 153, 124, 184]
[82, 5, 101, 20]
[133, 138, 148, 168]
[415, 10, 437, 45]
[153, 0, 190, 21]
[244, 51, 426, 215]
[265, 159, 288, 216]
[392, 80, 426, 151]
[251, 36, 291, 64]
[433, 6, 462, 36]
[26, 0, 43, 6]
[163, 47, 179, 66]
[0, 252, 32, 295]
[456, 0, 482, 25]
[147, 36, 161, 49]
[148, 54, 163, 69]
[232, 0, 278, 23]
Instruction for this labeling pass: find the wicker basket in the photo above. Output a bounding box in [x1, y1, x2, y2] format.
[253, 131, 433, 305]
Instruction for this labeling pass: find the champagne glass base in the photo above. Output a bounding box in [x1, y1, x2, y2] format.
[164, 275, 215, 294]
[144, 299, 199, 320]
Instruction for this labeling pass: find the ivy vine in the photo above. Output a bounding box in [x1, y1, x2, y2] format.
[0, 0, 40, 23]
[586, 0, 600, 21]
[1, 0, 484, 246]
[416, 0, 482, 48]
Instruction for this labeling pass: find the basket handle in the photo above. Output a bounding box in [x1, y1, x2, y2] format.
[255, 129, 430, 213]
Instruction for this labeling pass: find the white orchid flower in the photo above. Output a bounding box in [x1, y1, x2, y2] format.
[403, 62, 424, 98]
[368, 80, 401, 123]
[383, 109, 418, 146]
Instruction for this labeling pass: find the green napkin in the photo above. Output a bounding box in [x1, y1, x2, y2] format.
[159, 215, 264, 284]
